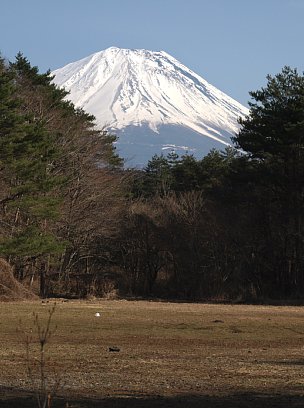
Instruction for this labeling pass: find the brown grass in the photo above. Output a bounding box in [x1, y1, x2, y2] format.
[0, 258, 37, 301]
[0, 300, 304, 407]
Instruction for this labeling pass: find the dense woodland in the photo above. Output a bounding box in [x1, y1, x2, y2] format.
[1, 54, 304, 301]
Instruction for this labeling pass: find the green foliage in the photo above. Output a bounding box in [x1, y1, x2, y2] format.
[0, 226, 64, 257]
[234, 66, 304, 159]
[132, 147, 240, 198]
[144, 154, 173, 195]
[0, 56, 63, 262]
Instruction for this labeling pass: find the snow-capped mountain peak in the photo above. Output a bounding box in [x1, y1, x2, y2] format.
[52, 47, 249, 166]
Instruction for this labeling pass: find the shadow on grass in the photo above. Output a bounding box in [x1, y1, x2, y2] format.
[277, 359, 304, 366]
[261, 359, 304, 367]
[0, 387, 304, 408]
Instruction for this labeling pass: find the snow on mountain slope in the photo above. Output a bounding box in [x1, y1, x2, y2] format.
[52, 47, 249, 166]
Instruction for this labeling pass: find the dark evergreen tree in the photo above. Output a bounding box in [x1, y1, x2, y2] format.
[142, 154, 173, 196]
[0, 56, 65, 296]
[170, 154, 200, 192]
[233, 66, 304, 296]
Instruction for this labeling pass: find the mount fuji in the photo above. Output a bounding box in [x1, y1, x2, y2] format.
[52, 47, 249, 167]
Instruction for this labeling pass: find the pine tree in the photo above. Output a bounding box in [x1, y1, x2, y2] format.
[0, 55, 65, 296]
[143, 154, 173, 196]
[233, 66, 304, 296]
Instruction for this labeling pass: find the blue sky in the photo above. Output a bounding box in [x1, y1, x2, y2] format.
[1, 0, 304, 106]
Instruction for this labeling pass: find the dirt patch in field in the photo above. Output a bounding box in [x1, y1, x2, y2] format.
[0, 258, 37, 301]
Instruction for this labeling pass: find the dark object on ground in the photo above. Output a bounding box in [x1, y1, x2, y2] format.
[108, 347, 120, 352]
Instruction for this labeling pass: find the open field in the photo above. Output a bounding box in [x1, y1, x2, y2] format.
[0, 300, 304, 407]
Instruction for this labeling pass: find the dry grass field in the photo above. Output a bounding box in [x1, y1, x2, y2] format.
[0, 300, 304, 407]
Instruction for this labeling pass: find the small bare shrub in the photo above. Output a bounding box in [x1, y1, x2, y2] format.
[101, 279, 118, 299]
[19, 303, 63, 408]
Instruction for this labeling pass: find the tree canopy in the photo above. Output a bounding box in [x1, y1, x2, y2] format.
[1, 54, 304, 301]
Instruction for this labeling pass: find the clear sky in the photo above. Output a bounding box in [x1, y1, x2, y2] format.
[1, 0, 304, 106]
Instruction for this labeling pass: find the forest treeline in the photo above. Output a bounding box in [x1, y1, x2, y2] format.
[1, 54, 304, 301]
